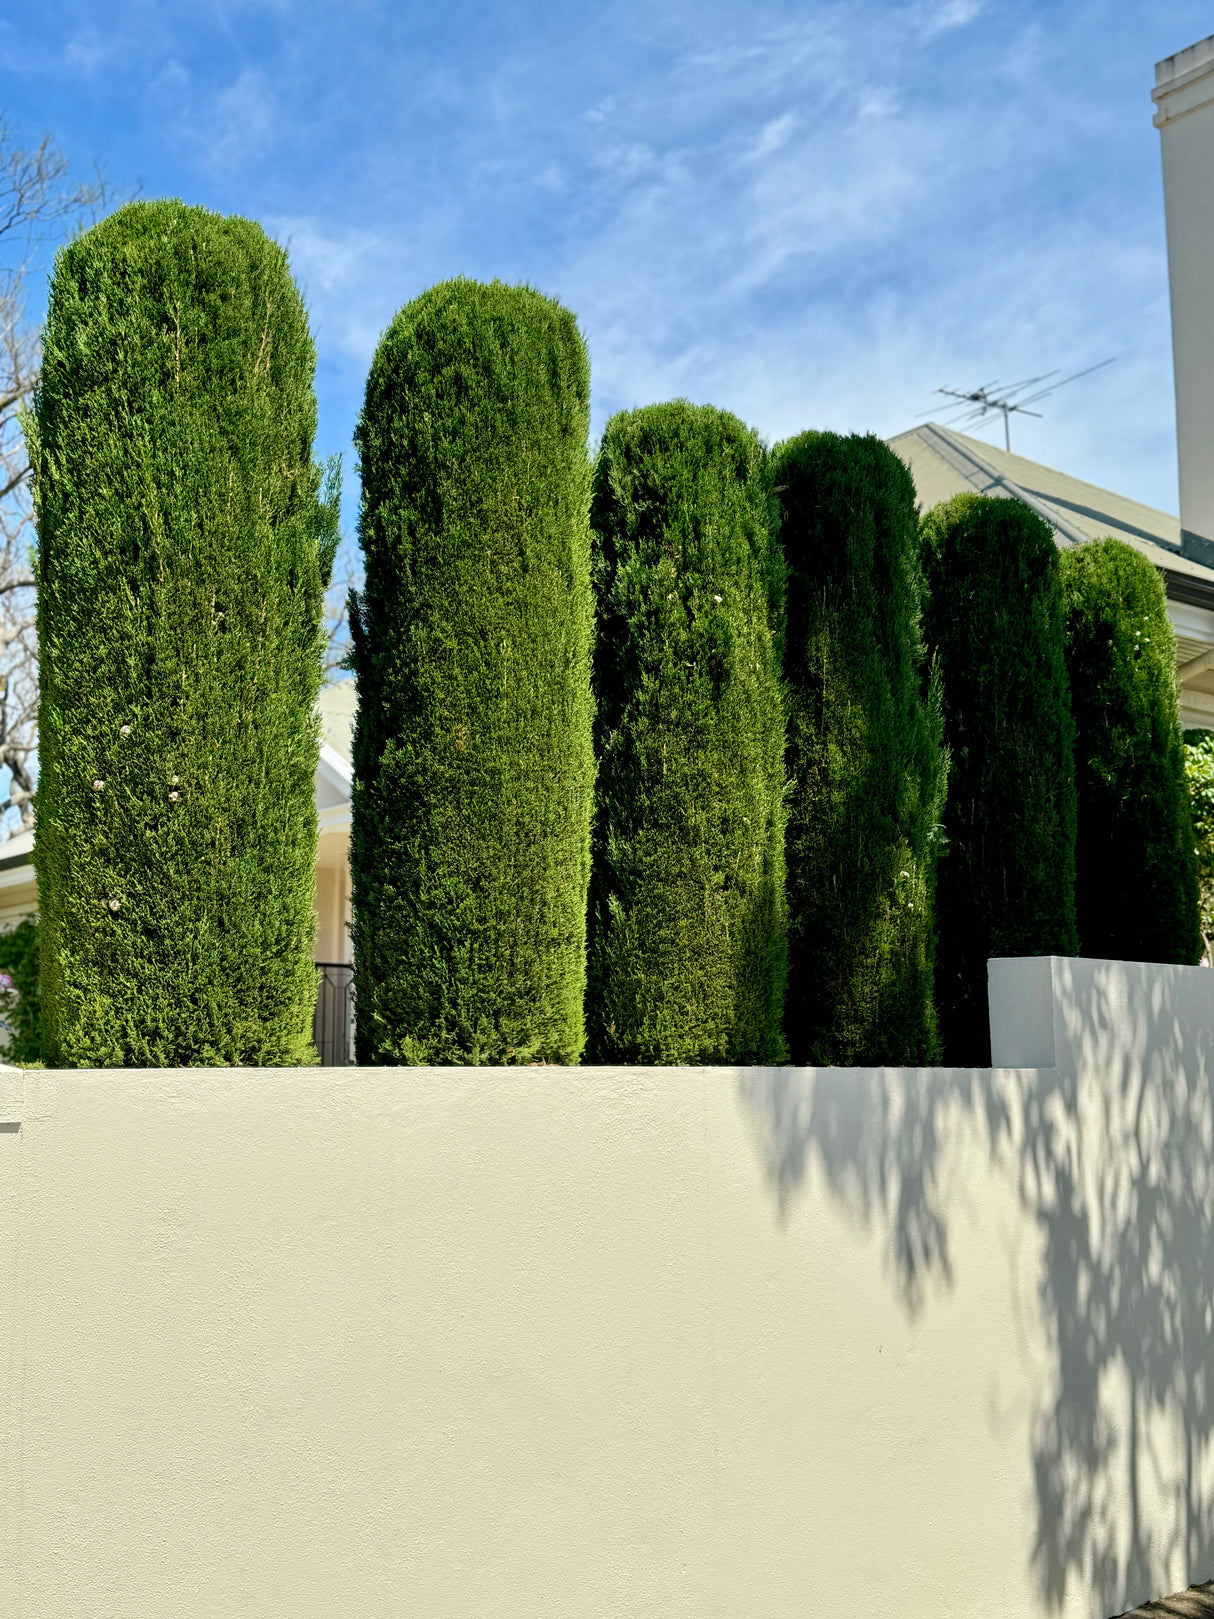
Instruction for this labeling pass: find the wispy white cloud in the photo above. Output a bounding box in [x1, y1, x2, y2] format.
[204, 68, 280, 171]
[912, 0, 985, 42]
[64, 30, 110, 75]
[749, 112, 797, 160]
[266, 215, 398, 368]
[521, 3, 1176, 506]
[19, 0, 1189, 516]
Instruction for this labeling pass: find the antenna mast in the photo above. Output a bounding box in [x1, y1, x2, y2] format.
[926, 359, 1115, 451]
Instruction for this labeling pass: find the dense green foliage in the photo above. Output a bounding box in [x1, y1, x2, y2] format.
[1184, 729, 1214, 959]
[587, 401, 786, 1064]
[775, 431, 946, 1065]
[0, 916, 41, 1065]
[349, 278, 595, 1064]
[1060, 539, 1200, 964]
[29, 200, 335, 1066]
[921, 494, 1078, 1064]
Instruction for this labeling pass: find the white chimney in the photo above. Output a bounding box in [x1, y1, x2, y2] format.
[1154, 36, 1214, 563]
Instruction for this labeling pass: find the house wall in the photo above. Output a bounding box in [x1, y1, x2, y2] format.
[3, 957, 1213, 1619]
[0, 875, 35, 933]
[313, 839, 352, 963]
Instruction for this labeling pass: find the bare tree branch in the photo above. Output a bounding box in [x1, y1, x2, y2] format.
[323, 542, 362, 684]
[0, 121, 110, 839]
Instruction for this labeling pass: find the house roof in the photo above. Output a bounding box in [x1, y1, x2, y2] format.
[318, 678, 356, 762]
[887, 422, 1214, 612]
[0, 827, 34, 873]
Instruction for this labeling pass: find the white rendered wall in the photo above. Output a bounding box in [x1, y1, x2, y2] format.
[4, 958, 1214, 1618]
[1155, 37, 1214, 548]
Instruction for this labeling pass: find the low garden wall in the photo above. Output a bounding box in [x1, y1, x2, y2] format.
[3, 956, 1213, 1618]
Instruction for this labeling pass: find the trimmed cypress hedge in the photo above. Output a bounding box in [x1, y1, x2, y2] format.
[587, 401, 786, 1064]
[0, 916, 41, 1065]
[1061, 538, 1200, 963]
[1184, 728, 1214, 960]
[29, 200, 334, 1067]
[775, 431, 946, 1065]
[921, 494, 1078, 1064]
[349, 278, 594, 1065]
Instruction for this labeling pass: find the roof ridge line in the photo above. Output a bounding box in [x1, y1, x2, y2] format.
[920, 423, 1092, 546]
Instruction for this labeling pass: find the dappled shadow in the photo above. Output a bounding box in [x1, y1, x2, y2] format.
[739, 962, 1214, 1617]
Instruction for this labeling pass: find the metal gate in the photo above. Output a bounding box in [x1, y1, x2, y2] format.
[313, 962, 355, 1065]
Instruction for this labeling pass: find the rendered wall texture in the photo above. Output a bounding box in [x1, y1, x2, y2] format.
[3, 957, 1214, 1617]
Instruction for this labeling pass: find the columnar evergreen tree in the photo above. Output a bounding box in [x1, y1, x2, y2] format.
[1061, 538, 1200, 963]
[587, 401, 786, 1064]
[349, 278, 594, 1065]
[921, 494, 1078, 1064]
[0, 916, 41, 1065]
[776, 431, 946, 1065]
[1184, 728, 1214, 961]
[30, 200, 335, 1067]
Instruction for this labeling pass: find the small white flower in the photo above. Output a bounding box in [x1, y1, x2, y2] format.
[667, 593, 675, 602]
[120, 724, 131, 736]
[171, 775, 179, 785]
[108, 898, 121, 912]
[169, 791, 179, 802]
[713, 594, 723, 603]
[92, 779, 105, 791]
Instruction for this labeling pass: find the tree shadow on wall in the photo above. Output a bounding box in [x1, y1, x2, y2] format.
[739, 976, 1214, 1619]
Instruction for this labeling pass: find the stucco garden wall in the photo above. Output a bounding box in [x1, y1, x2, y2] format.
[3, 956, 1213, 1618]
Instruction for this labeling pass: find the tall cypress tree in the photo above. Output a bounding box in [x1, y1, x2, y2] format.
[29, 200, 335, 1067]
[1061, 537, 1200, 963]
[0, 917, 41, 1066]
[921, 494, 1078, 1065]
[1184, 728, 1214, 961]
[349, 279, 594, 1065]
[587, 401, 786, 1064]
[776, 431, 945, 1065]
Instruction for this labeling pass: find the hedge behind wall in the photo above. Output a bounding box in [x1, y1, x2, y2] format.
[1061, 537, 1200, 964]
[348, 278, 595, 1065]
[30, 200, 333, 1067]
[0, 916, 41, 1066]
[921, 493, 1078, 1065]
[776, 431, 946, 1066]
[587, 401, 787, 1064]
[1184, 728, 1214, 958]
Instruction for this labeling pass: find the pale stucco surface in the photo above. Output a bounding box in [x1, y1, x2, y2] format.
[3, 957, 1214, 1617]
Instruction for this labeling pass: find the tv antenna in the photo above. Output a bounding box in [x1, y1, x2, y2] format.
[924, 358, 1115, 451]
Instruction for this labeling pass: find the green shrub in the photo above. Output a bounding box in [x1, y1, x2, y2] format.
[0, 915, 41, 1065]
[1184, 728, 1214, 959]
[775, 431, 946, 1065]
[1060, 538, 1200, 964]
[587, 400, 786, 1064]
[921, 494, 1078, 1064]
[348, 278, 594, 1064]
[29, 200, 334, 1067]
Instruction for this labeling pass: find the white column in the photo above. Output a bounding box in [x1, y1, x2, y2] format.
[1155, 37, 1214, 556]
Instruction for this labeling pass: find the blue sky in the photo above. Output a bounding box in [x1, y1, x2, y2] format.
[2, 0, 1211, 542]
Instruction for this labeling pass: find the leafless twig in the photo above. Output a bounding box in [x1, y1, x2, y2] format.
[0, 121, 108, 838]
